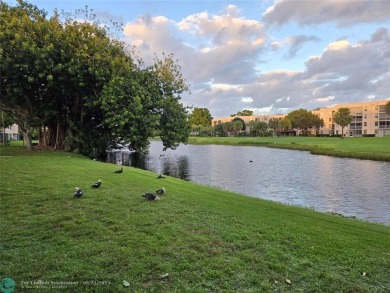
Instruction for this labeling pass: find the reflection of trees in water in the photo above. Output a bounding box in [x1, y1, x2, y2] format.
[161, 156, 190, 180]
[127, 152, 148, 169]
[107, 150, 190, 180]
[107, 151, 148, 169]
[106, 151, 123, 165]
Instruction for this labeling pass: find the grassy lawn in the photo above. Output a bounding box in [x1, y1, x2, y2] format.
[1, 144, 390, 292]
[188, 136, 390, 162]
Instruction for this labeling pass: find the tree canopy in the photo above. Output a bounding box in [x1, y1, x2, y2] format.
[0, 0, 190, 155]
[287, 109, 324, 135]
[188, 107, 213, 127]
[231, 109, 253, 117]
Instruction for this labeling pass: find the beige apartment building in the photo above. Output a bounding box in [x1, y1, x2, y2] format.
[312, 99, 390, 137]
[212, 99, 390, 137]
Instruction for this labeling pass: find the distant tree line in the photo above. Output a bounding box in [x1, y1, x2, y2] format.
[0, 0, 190, 156]
[189, 108, 326, 137]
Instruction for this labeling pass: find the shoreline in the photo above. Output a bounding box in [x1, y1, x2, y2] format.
[187, 136, 390, 162]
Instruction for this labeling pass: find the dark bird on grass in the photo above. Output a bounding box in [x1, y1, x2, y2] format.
[91, 179, 101, 188]
[155, 187, 166, 195]
[249, 160, 254, 163]
[115, 167, 123, 173]
[157, 174, 165, 179]
[74, 187, 83, 198]
[142, 193, 160, 201]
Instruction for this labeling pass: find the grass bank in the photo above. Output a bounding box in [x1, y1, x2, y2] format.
[1, 145, 390, 292]
[188, 136, 390, 162]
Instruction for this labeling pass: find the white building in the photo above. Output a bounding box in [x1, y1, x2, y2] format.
[1, 124, 20, 142]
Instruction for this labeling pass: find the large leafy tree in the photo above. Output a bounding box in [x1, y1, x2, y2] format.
[189, 107, 213, 127]
[41, 9, 129, 154]
[0, 0, 61, 149]
[334, 107, 353, 138]
[287, 109, 324, 136]
[101, 54, 191, 153]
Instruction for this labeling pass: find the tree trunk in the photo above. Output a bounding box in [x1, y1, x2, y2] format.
[23, 129, 33, 150]
[18, 121, 34, 150]
[1, 111, 5, 143]
[341, 126, 344, 139]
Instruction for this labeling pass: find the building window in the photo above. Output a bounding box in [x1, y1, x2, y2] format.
[364, 122, 367, 126]
[375, 121, 378, 126]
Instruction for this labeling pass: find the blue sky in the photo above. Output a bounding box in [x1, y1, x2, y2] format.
[6, 0, 390, 118]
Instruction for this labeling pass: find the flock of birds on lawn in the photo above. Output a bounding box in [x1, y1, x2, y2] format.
[74, 166, 166, 201]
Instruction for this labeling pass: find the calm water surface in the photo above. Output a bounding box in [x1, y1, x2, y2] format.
[108, 141, 390, 225]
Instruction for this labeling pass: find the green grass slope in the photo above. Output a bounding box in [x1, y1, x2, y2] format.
[1, 145, 390, 292]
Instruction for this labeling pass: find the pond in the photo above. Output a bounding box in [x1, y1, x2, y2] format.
[107, 141, 390, 225]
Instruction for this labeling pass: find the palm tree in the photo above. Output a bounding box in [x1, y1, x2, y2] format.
[334, 107, 353, 138]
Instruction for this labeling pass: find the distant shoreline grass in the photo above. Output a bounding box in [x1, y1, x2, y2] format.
[187, 136, 390, 162]
[1, 144, 390, 292]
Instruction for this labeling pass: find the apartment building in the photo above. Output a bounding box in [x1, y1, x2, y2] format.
[0, 124, 20, 142]
[312, 99, 390, 137]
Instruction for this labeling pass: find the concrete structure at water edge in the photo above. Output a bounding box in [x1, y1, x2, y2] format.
[312, 99, 390, 137]
[211, 99, 390, 137]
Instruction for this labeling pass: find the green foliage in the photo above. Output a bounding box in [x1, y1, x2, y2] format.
[191, 125, 214, 136]
[189, 107, 213, 127]
[101, 54, 190, 153]
[287, 109, 324, 135]
[213, 123, 227, 137]
[1, 111, 14, 129]
[231, 117, 245, 132]
[249, 121, 269, 136]
[0, 0, 60, 149]
[230, 109, 253, 117]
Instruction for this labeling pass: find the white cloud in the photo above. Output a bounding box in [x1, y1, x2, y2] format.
[263, 0, 390, 27]
[316, 96, 335, 103]
[241, 97, 254, 104]
[325, 40, 350, 51]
